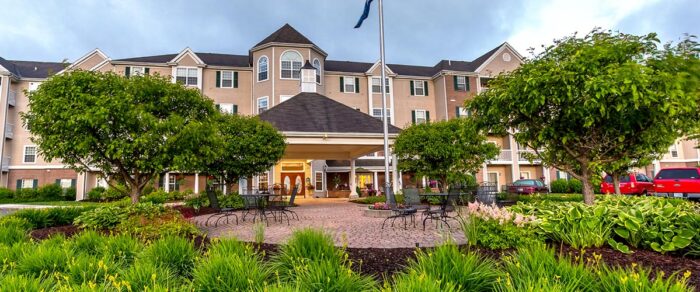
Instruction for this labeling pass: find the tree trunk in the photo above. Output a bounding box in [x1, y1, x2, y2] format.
[580, 164, 595, 205]
[130, 185, 142, 204]
[612, 174, 621, 195]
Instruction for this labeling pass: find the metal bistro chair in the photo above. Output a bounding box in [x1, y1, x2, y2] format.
[403, 188, 430, 216]
[422, 188, 461, 230]
[203, 190, 239, 227]
[268, 186, 299, 225]
[241, 192, 263, 223]
[476, 182, 498, 205]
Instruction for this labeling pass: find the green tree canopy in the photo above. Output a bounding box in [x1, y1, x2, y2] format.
[205, 114, 286, 192]
[22, 71, 221, 203]
[393, 118, 499, 192]
[468, 29, 700, 204]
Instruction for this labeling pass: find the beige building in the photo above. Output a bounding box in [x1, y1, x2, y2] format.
[1, 24, 696, 198]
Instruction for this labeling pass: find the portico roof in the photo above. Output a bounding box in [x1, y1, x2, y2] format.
[259, 92, 401, 160]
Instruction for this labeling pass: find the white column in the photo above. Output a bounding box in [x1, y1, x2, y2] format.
[543, 166, 551, 185]
[510, 134, 520, 183]
[482, 164, 488, 183]
[349, 159, 358, 198]
[373, 171, 378, 191]
[76, 172, 87, 201]
[391, 154, 399, 192]
[652, 160, 661, 177]
[164, 172, 170, 192]
[194, 173, 199, 194]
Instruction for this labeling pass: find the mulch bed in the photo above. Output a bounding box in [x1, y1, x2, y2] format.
[27, 226, 699, 290]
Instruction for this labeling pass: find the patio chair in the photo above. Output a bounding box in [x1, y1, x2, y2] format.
[403, 188, 430, 215]
[381, 204, 418, 229]
[203, 190, 239, 227]
[422, 189, 460, 230]
[268, 186, 299, 225]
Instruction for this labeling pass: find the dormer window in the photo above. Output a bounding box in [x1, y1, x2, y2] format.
[281, 51, 303, 79]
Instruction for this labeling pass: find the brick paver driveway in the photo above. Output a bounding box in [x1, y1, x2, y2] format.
[194, 198, 466, 248]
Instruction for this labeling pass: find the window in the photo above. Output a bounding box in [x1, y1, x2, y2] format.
[258, 56, 268, 81]
[455, 76, 468, 91]
[280, 51, 303, 79]
[23, 146, 36, 163]
[217, 103, 237, 114]
[220, 71, 234, 88]
[556, 171, 569, 180]
[28, 82, 41, 92]
[413, 110, 428, 124]
[412, 80, 425, 96]
[344, 77, 355, 93]
[127, 66, 146, 77]
[372, 77, 390, 93]
[313, 59, 322, 84]
[176, 67, 198, 86]
[456, 107, 471, 118]
[372, 108, 391, 121]
[257, 97, 269, 114]
[315, 172, 324, 191]
[519, 172, 531, 179]
[21, 179, 34, 189]
[669, 144, 679, 158]
[480, 77, 494, 88]
[258, 172, 269, 190]
[168, 175, 179, 191]
[59, 179, 73, 189]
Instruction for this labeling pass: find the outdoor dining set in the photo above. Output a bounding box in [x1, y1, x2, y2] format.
[202, 186, 299, 227]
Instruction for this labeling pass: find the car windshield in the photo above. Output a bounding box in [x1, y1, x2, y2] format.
[604, 175, 631, 183]
[514, 180, 536, 186]
[656, 169, 700, 179]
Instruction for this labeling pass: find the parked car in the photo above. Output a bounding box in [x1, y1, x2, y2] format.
[507, 179, 549, 194]
[653, 167, 700, 200]
[600, 173, 655, 195]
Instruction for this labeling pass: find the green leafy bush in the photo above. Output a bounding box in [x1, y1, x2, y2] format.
[16, 240, 72, 277]
[193, 248, 270, 291]
[10, 206, 95, 229]
[141, 190, 168, 204]
[390, 270, 459, 292]
[568, 179, 583, 193]
[66, 254, 116, 285]
[550, 179, 569, 193]
[271, 229, 345, 279]
[121, 261, 176, 291]
[13, 188, 39, 199]
[86, 186, 106, 201]
[460, 202, 542, 249]
[0, 274, 54, 291]
[350, 195, 405, 204]
[103, 234, 143, 266]
[293, 258, 377, 292]
[0, 187, 13, 199]
[117, 211, 201, 240]
[0, 225, 28, 246]
[37, 184, 63, 199]
[73, 206, 128, 230]
[64, 187, 77, 201]
[139, 236, 197, 278]
[69, 230, 108, 257]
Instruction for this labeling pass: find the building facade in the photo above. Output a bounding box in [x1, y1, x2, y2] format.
[1, 24, 697, 198]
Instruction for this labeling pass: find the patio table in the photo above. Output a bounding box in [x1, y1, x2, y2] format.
[241, 193, 283, 225]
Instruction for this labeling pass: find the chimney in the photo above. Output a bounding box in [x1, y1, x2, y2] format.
[300, 61, 317, 93]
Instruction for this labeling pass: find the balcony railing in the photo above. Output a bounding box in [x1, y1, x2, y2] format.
[8, 91, 16, 107]
[1, 157, 9, 172]
[496, 150, 512, 161]
[4, 124, 13, 140]
[518, 150, 542, 163]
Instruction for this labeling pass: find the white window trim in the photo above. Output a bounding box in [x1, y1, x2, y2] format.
[257, 96, 269, 114]
[280, 50, 303, 80]
[130, 66, 146, 77]
[372, 77, 390, 94]
[218, 103, 235, 114]
[59, 178, 73, 189]
[279, 95, 293, 104]
[519, 171, 531, 179]
[258, 172, 270, 189]
[21, 179, 34, 189]
[343, 76, 356, 93]
[456, 75, 467, 91]
[669, 143, 679, 158]
[172, 66, 202, 88]
[219, 70, 234, 88]
[413, 80, 425, 96]
[23, 145, 37, 164]
[313, 58, 322, 85]
[414, 109, 427, 124]
[257, 56, 269, 82]
[314, 171, 324, 191]
[372, 108, 391, 121]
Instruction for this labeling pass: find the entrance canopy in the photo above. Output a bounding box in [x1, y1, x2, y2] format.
[259, 92, 401, 160]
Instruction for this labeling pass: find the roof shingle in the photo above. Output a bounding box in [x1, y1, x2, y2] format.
[253, 24, 315, 48]
[0, 57, 66, 79]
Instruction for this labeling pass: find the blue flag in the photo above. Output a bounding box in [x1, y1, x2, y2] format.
[354, 0, 374, 28]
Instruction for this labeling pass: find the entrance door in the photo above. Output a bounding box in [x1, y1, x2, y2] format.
[281, 172, 305, 197]
[487, 172, 499, 191]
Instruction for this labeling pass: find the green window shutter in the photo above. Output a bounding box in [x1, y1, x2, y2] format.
[410, 81, 415, 95]
[453, 76, 458, 90]
[55, 179, 61, 186]
[339, 77, 345, 92]
[233, 105, 238, 114]
[33, 179, 38, 190]
[456, 106, 460, 117]
[426, 111, 430, 122]
[354, 78, 360, 93]
[233, 72, 239, 88]
[465, 76, 470, 91]
[424, 81, 429, 96]
[71, 179, 77, 188]
[411, 110, 416, 125]
[144, 67, 150, 75]
[16, 180, 21, 190]
[215, 71, 221, 88]
[175, 179, 180, 191]
[125, 66, 131, 78]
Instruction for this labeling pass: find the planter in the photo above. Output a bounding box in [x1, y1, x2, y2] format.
[363, 209, 394, 218]
[328, 190, 351, 198]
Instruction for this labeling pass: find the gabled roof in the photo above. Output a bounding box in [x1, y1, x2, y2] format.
[114, 52, 249, 67]
[0, 56, 66, 79]
[259, 92, 401, 134]
[254, 23, 315, 48]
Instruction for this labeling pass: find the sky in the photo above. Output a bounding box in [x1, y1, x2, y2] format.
[1, 0, 698, 66]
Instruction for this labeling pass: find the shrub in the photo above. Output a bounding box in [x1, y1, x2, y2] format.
[64, 187, 77, 201]
[16, 241, 72, 277]
[139, 236, 197, 278]
[74, 206, 128, 230]
[549, 179, 569, 193]
[207, 238, 255, 258]
[117, 211, 201, 240]
[0, 274, 54, 291]
[86, 187, 106, 201]
[272, 229, 345, 280]
[595, 264, 693, 291]
[0, 226, 28, 246]
[70, 230, 109, 257]
[568, 179, 583, 193]
[103, 185, 129, 202]
[293, 258, 378, 292]
[0, 187, 13, 199]
[396, 244, 500, 291]
[390, 270, 459, 292]
[37, 184, 63, 199]
[66, 254, 116, 285]
[14, 188, 39, 199]
[0, 216, 32, 230]
[460, 202, 542, 249]
[11, 206, 94, 229]
[103, 234, 143, 266]
[193, 251, 270, 291]
[141, 190, 168, 204]
[350, 195, 405, 205]
[121, 261, 176, 291]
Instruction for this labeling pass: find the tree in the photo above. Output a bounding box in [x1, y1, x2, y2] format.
[22, 71, 221, 203]
[468, 29, 700, 204]
[393, 118, 499, 192]
[204, 114, 286, 192]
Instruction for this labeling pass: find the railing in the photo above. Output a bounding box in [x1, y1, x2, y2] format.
[4, 123, 13, 139]
[518, 150, 542, 163]
[1, 157, 9, 172]
[496, 150, 512, 161]
[8, 91, 16, 107]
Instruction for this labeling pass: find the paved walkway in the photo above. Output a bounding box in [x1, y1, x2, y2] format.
[194, 198, 466, 248]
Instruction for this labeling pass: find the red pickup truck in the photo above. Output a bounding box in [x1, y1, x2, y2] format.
[653, 168, 700, 200]
[600, 173, 655, 195]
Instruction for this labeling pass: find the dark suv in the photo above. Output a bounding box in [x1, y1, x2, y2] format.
[653, 168, 700, 200]
[507, 179, 549, 194]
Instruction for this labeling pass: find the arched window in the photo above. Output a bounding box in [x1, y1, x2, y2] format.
[313, 58, 322, 84]
[258, 56, 268, 81]
[280, 51, 303, 79]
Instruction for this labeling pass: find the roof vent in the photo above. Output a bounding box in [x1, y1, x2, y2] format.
[448, 60, 451, 66]
[34, 66, 38, 71]
[300, 61, 317, 93]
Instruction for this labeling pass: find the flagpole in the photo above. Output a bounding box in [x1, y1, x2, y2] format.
[378, 0, 395, 205]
